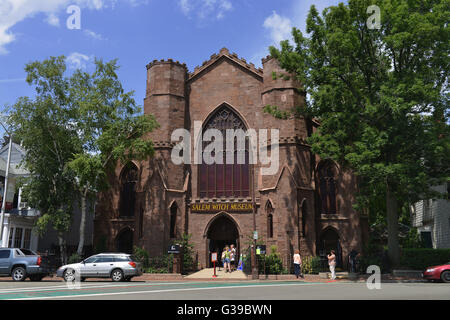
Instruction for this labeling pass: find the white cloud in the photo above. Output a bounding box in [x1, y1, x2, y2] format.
[178, 0, 233, 21]
[0, 0, 146, 54]
[263, 11, 293, 45]
[66, 52, 91, 70]
[84, 29, 104, 40]
[45, 12, 60, 27]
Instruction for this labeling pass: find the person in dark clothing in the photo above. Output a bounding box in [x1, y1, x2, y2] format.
[348, 249, 359, 273]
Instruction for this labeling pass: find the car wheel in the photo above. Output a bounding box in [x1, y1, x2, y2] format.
[12, 267, 27, 281]
[111, 269, 124, 282]
[63, 269, 76, 282]
[440, 271, 450, 283]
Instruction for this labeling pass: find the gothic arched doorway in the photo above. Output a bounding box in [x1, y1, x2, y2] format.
[206, 214, 239, 268]
[318, 227, 342, 268]
[116, 228, 133, 254]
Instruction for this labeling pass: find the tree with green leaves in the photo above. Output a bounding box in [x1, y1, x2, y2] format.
[266, 0, 449, 267]
[8, 56, 158, 261]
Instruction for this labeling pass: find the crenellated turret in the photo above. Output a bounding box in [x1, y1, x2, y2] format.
[261, 56, 307, 139]
[144, 59, 188, 144]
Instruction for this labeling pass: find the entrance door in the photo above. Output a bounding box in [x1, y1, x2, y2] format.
[207, 215, 239, 268]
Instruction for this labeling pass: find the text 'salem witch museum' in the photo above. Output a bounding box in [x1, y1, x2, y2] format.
[93, 48, 369, 270]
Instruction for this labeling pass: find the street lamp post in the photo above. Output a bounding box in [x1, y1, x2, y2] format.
[251, 162, 258, 279]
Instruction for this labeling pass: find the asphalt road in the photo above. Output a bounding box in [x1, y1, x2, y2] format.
[0, 280, 448, 300]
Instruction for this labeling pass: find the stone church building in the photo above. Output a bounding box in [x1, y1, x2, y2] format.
[93, 48, 369, 270]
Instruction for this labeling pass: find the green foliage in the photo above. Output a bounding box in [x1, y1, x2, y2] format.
[399, 249, 450, 270]
[263, 105, 291, 120]
[7, 55, 158, 258]
[133, 246, 150, 269]
[263, 246, 284, 274]
[401, 228, 424, 249]
[171, 233, 196, 274]
[68, 253, 83, 264]
[266, 0, 450, 266]
[301, 256, 322, 274]
[145, 255, 173, 273]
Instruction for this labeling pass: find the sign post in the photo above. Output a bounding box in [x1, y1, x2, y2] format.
[256, 245, 266, 278]
[211, 252, 218, 278]
[168, 244, 182, 274]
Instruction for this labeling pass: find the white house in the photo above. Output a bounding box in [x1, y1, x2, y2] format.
[411, 183, 450, 249]
[0, 142, 40, 251]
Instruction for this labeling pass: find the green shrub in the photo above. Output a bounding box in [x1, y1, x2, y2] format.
[399, 248, 450, 270]
[301, 256, 322, 274]
[68, 253, 82, 264]
[263, 245, 284, 275]
[133, 246, 150, 269]
[401, 228, 424, 249]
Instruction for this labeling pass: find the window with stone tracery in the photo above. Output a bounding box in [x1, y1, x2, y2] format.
[199, 105, 250, 198]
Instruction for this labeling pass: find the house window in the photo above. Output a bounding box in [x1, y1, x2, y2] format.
[8, 228, 14, 248]
[14, 228, 23, 248]
[318, 161, 337, 214]
[23, 229, 31, 249]
[119, 163, 138, 217]
[199, 105, 250, 198]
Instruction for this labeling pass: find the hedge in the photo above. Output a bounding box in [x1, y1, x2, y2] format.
[400, 248, 450, 270]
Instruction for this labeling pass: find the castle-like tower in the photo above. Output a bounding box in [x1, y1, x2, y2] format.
[94, 48, 368, 271]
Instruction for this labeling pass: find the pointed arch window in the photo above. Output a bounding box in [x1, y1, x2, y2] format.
[119, 163, 138, 217]
[267, 202, 274, 238]
[318, 162, 337, 214]
[199, 105, 250, 198]
[170, 203, 178, 239]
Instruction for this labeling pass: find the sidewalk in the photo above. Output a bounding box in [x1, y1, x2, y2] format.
[40, 271, 426, 283]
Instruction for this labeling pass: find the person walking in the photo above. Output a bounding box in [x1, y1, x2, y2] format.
[328, 250, 337, 280]
[293, 249, 304, 279]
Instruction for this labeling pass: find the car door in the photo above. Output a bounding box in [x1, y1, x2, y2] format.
[0, 250, 11, 275]
[81, 256, 101, 277]
[96, 256, 115, 277]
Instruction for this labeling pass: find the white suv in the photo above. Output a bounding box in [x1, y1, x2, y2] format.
[56, 253, 142, 282]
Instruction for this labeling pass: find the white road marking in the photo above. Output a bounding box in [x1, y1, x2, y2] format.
[0, 281, 219, 294]
[10, 282, 331, 300]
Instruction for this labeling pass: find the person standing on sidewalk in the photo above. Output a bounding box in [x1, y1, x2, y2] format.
[293, 250, 303, 279]
[328, 250, 336, 280]
[230, 244, 236, 272]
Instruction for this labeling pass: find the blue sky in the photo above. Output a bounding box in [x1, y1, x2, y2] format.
[0, 0, 341, 135]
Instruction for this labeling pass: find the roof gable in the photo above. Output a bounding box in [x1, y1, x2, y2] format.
[188, 48, 263, 83]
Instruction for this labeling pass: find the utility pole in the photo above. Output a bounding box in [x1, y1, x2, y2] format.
[0, 133, 12, 247]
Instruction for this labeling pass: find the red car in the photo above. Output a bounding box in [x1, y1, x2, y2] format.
[422, 262, 450, 283]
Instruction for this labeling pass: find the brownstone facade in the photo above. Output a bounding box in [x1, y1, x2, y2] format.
[93, 48, 369, 271]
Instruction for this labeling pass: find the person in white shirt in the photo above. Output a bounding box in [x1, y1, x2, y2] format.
[328, 250, 337, 280]
[293, 249, 304, 279]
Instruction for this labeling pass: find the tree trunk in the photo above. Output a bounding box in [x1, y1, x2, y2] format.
[386, 185, 400, 268]
[77, 192, 87, 257]
[58, 232, 67, 265]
